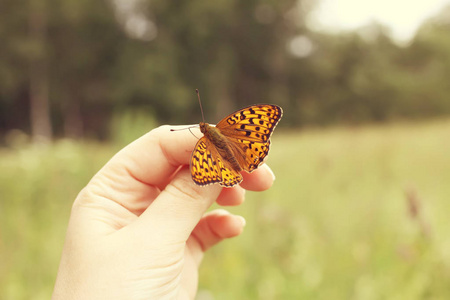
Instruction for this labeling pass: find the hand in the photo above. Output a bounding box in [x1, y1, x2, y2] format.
[52, 125, 275, 299]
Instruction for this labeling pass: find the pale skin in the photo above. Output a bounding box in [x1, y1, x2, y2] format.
[52, 125, 276, 300]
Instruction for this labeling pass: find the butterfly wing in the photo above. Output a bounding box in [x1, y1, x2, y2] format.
[228, 139, 272, 172]
[190, 136, 243, 187]
[216, 104, 283, 172]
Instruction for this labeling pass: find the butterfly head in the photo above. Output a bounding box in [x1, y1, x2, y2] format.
[199, 122, 209, 134]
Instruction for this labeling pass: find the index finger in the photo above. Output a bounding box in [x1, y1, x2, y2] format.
[110, 125, 199, 188]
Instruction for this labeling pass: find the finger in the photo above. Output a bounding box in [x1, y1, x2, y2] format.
[195, 210, 246, 250]
[188, 209, 246, 265]
[105, 125, 199, 187]
[240, 163, 276, 191]
[216, 186, 246, 206]
[135, 167, 222, 244]
[83, 125, 199, 215]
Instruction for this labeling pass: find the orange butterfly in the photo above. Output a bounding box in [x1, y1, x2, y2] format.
[190, 90, 283, 187]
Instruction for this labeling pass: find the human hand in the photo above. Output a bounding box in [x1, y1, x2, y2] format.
[52, 125, 275, 299]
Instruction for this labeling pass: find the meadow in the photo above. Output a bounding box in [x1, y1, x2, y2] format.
[1, 119, 450, 299]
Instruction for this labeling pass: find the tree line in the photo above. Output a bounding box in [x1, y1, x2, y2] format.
[1, 0, 450, 142]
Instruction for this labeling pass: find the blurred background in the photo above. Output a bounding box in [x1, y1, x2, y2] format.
[1, 0, 450, 299]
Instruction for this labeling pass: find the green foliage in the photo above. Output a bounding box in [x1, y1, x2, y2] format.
[3, 1, 450, 140]
[109, 107, 158, 147]
[2, 119, 450, 299]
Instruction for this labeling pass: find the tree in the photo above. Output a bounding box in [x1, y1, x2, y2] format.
[29, 0, 52, 143]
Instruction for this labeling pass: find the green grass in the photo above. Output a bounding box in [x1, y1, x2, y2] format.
[0, 140, 117, 300]
[200, 120, 450, 299]
[2, 119, 450, 299]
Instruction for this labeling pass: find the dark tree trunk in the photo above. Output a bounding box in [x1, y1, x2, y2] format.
[62, 98, 84, 139]
[29, 0, 52, 143]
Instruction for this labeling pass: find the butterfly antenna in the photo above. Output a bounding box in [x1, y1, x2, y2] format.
[188, 128, 200, 139]
[170, 126, 200, 139]
[170, 125, 197, 132]
[196, 89, 205, 123]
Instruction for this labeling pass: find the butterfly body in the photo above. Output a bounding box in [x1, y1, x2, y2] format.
[199, 122, 243, 173]
[191, 104, 283, 187]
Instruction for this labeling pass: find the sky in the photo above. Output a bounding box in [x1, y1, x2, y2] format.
[309, 0, 450, 44]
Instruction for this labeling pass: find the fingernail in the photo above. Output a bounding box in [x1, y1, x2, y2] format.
[265, 164, 276, 181]
[215, 209, 231, 216]
[235, 215, 246, 227]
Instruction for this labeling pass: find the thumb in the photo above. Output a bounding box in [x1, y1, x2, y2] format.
[134, 167, 222, 244]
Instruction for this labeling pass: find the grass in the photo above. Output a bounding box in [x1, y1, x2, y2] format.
[200, 119, 450, 299]
[1, 119, 450, 299]
[0, 139, 117, 300]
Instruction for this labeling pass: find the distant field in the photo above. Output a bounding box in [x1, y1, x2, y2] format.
[1, 119, 450, 299]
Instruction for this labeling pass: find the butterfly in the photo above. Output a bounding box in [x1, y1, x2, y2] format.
[190, 93, 283, 187]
